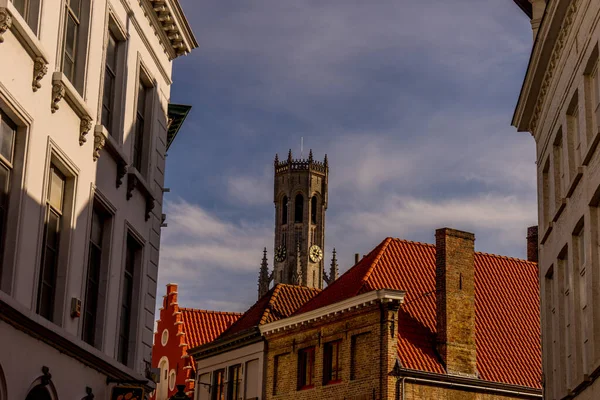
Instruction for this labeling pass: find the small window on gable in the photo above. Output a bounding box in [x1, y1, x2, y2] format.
[294, 194, 303, 223]
[282, 196, 288, 225]
[311, 196, 317, 224]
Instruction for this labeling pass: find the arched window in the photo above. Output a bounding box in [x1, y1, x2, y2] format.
[311, 196, 317, 224]
[157, 358, 169, 400]
[294, 194, 304, 223]
[282, 196, 288, 225]
[25, 386, 52, 400]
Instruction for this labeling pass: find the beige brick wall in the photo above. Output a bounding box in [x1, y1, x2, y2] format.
[265, 302, 398, 400]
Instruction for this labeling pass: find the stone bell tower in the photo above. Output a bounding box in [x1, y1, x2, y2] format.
[270, 149, 328, 289]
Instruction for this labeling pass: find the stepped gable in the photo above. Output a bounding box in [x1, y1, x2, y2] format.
[221, 283, 321, 338]
[294, 237, 541, 389]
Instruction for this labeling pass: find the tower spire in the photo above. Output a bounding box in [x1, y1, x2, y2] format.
[308, 149, 313, 162]
[324, 248, 339, 285]
[324, 153, 328, 168]
[288, 149, 293, 162]
[274, 153, 279, 166]
[258, 247, 272, 299]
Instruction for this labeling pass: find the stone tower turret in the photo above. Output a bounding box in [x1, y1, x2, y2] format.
[258, 247, 272, 299]
[272, 149, 328, 289]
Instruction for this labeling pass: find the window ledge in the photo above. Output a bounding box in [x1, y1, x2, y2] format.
[97, 125, 128, 188]
[0, 1, 49, 92]
[583, 130, 600, 166]
[126, 168, 155, 221]
[566, 167, 584, 198]
[540, 221, 553, 245]
[552, 199, 566, 223]
[51, 71, 94, 146]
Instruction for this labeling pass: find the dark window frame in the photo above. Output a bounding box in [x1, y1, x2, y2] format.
[211, 368, 225, 400]
[12, 0, 41, 35]
[297, 346, 315, 390]
[323, 340, 342, 385]
[37, 165, 66, 322]
[0, 111, 16, 282]
[101, 30, 119, 135]
[117, 233, 142, 365]
[227, 364, 241, 400]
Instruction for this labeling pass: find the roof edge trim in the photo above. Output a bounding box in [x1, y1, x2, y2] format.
[260, 289, 406, 335]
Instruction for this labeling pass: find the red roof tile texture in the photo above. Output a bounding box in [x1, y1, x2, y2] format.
[180, 308, 242, 349]
[221, 284, 321, 338]
[296, 237, 541, 389]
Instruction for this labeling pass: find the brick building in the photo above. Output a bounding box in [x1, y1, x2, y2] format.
[151, 284, 241, 400]
[259, 228, 542, 400]
[190, 284, 320, 400]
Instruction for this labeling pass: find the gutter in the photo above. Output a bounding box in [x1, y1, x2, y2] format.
[394, 368, 542, 399]
[188, 327, 262, 360]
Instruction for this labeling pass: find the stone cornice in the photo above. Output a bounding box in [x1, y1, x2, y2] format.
[512, 0, 578, 137]
[260, 289, 406, 335]
[138, 0, 198, 61]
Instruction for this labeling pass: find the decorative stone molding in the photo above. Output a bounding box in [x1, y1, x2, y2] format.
[92, 126, 107, 161]
[100, 126, 129, 188]
[0, 7, 12, 43]
[51, 82, 65, 113]
[32, 56, 47, 92]
[126, 170, 155, 221]
[138, 0, 198, 60]
[529, 0, 579, 134]
[80, 116, 93, 145]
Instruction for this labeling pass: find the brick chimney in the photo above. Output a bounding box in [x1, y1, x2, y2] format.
[527, 226, 538, 263]
[435, 228, 477, 377]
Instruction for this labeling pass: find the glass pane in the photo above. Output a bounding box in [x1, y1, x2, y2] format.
[106, 33, 117, 71]
[65, 16, 77, 58]
[91, 210, 103, 246]
[101, 107, 110, 131]
[46, 211, 60, 250]
[0, 165, 10, 207]
[0, 117, 15, 163]
[137, 82, 146, 114]
[68, 0, 82, 19]
[13, 0, 26, 15]
[49, 168, 65, 211]
[63, 58, 74, 83]
[43, 248, 56, 284]
[26, 0, 40, 35]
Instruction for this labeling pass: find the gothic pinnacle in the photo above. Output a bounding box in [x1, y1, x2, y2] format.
[324, 153, 328, 167]
[308, 149, 313, 162]
[274, 153, 279, 165]
[288, 149, 293, 162]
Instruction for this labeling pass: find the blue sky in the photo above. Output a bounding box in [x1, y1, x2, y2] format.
[157, 0, 536, 312]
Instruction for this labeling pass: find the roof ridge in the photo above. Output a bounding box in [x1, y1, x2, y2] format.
[391, 237, 436, 248]
[360, 237, 393, 288]
[474, 251, 534, 264]
[179, 307, 243, 316]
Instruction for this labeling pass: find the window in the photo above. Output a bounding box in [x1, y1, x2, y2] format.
[12, 0, 41, 35]
[542, 159, 550, 226]
[297, 347, 315, 390]
[133, 77, 151, 175]
[227, 365, 241, 400]
[37, 165, 66, 321]
[544, 266, 555, 397]
[311, 196, 317, 224]
[323, 340, 342, 384]
[553, 130, 564, 204]
[117, 233, 141, 365]
[273, 355, 282, 395]
[157, 358, 169, 400]
[60, 0, 91, 93]
[101, 31, 118, 135]
[0, 112, 16, 278]
[211, 369, 225, 400]
[281, 196, 288, 225]
[82, 203, 109, 347]
[294, 194, 303, 223]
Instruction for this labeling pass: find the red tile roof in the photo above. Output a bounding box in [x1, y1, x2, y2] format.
[180, 308, 242, 349]
[221, 284, 321, 338]
[296, 237, 541, 389]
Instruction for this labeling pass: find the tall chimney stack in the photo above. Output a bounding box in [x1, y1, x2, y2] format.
[355, 253, 360, 265]
[435, 228, 477, 377]
[527, 226, 538, 263]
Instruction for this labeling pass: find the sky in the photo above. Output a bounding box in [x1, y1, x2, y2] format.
[157, 0, 536, 313]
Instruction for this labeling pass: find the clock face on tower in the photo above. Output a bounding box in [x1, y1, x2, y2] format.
[309, 245, 323, 263]
[274, 245, 287, 262]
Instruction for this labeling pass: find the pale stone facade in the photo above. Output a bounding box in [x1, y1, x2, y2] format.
[0, 0, 196, 398]
[512, 0, 600, 398]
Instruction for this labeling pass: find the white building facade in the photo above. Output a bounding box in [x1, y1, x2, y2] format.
[513, 0, 600, 399]
[0, 0, 196, 398]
